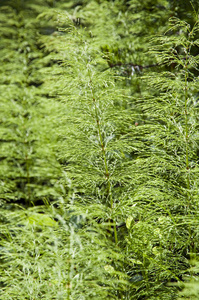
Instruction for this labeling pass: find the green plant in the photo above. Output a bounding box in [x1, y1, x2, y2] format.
[0, 2, 65, 206]
[1, 1, 199, 299]
[178, 259, 199, 299]
[121, 16, 199, 299]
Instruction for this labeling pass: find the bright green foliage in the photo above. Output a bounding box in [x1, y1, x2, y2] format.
[0, 1, 65, 205]
[0, 1, 199, 299]
[120, 17, 199, 299]
[178, 260, 199, 299]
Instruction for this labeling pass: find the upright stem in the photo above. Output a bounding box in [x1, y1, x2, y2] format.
[25, 151, 31, 206]
[184, 46, 190, 213]
[89, 74, 118, 244]
[184, 42, 195, 257]
[184, 51, 191, 200]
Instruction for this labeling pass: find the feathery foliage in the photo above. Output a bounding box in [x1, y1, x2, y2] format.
[0, 1, 199, 299]
[0, 2, 65, 206]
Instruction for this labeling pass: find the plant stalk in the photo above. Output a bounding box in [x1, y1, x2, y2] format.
[89, 75, 118, 244]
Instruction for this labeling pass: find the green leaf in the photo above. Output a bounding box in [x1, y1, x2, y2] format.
[104, 265, 115, 274]
[126, 216, 133, 229]
[26, 213, 58, 227]
[129, 258, 143, 265]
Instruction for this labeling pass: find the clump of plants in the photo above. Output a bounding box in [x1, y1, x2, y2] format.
[1, 1, 199, 299]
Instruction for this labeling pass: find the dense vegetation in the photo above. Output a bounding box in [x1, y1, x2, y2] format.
[0, 0, 199, 299]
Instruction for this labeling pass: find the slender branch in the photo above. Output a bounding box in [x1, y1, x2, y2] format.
[108, 62, 159, 70]
[104, 56, 191, 72]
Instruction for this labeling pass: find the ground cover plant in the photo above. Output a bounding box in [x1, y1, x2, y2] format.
[0, 0, 199, 299]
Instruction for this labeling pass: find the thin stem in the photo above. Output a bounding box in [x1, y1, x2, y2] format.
[184, 41, 195, 257]
[89, 75, 118, 244]
[184, 48, 191, 199]
[184, 63, 189, 175]
[25, 152, 31, 206]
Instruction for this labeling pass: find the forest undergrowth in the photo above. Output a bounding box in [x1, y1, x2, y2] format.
[0, 1, 199, 299]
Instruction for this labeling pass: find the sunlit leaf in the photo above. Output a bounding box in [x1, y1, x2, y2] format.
[26, 213, 58, 227]
[126, 216, 133, 229]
